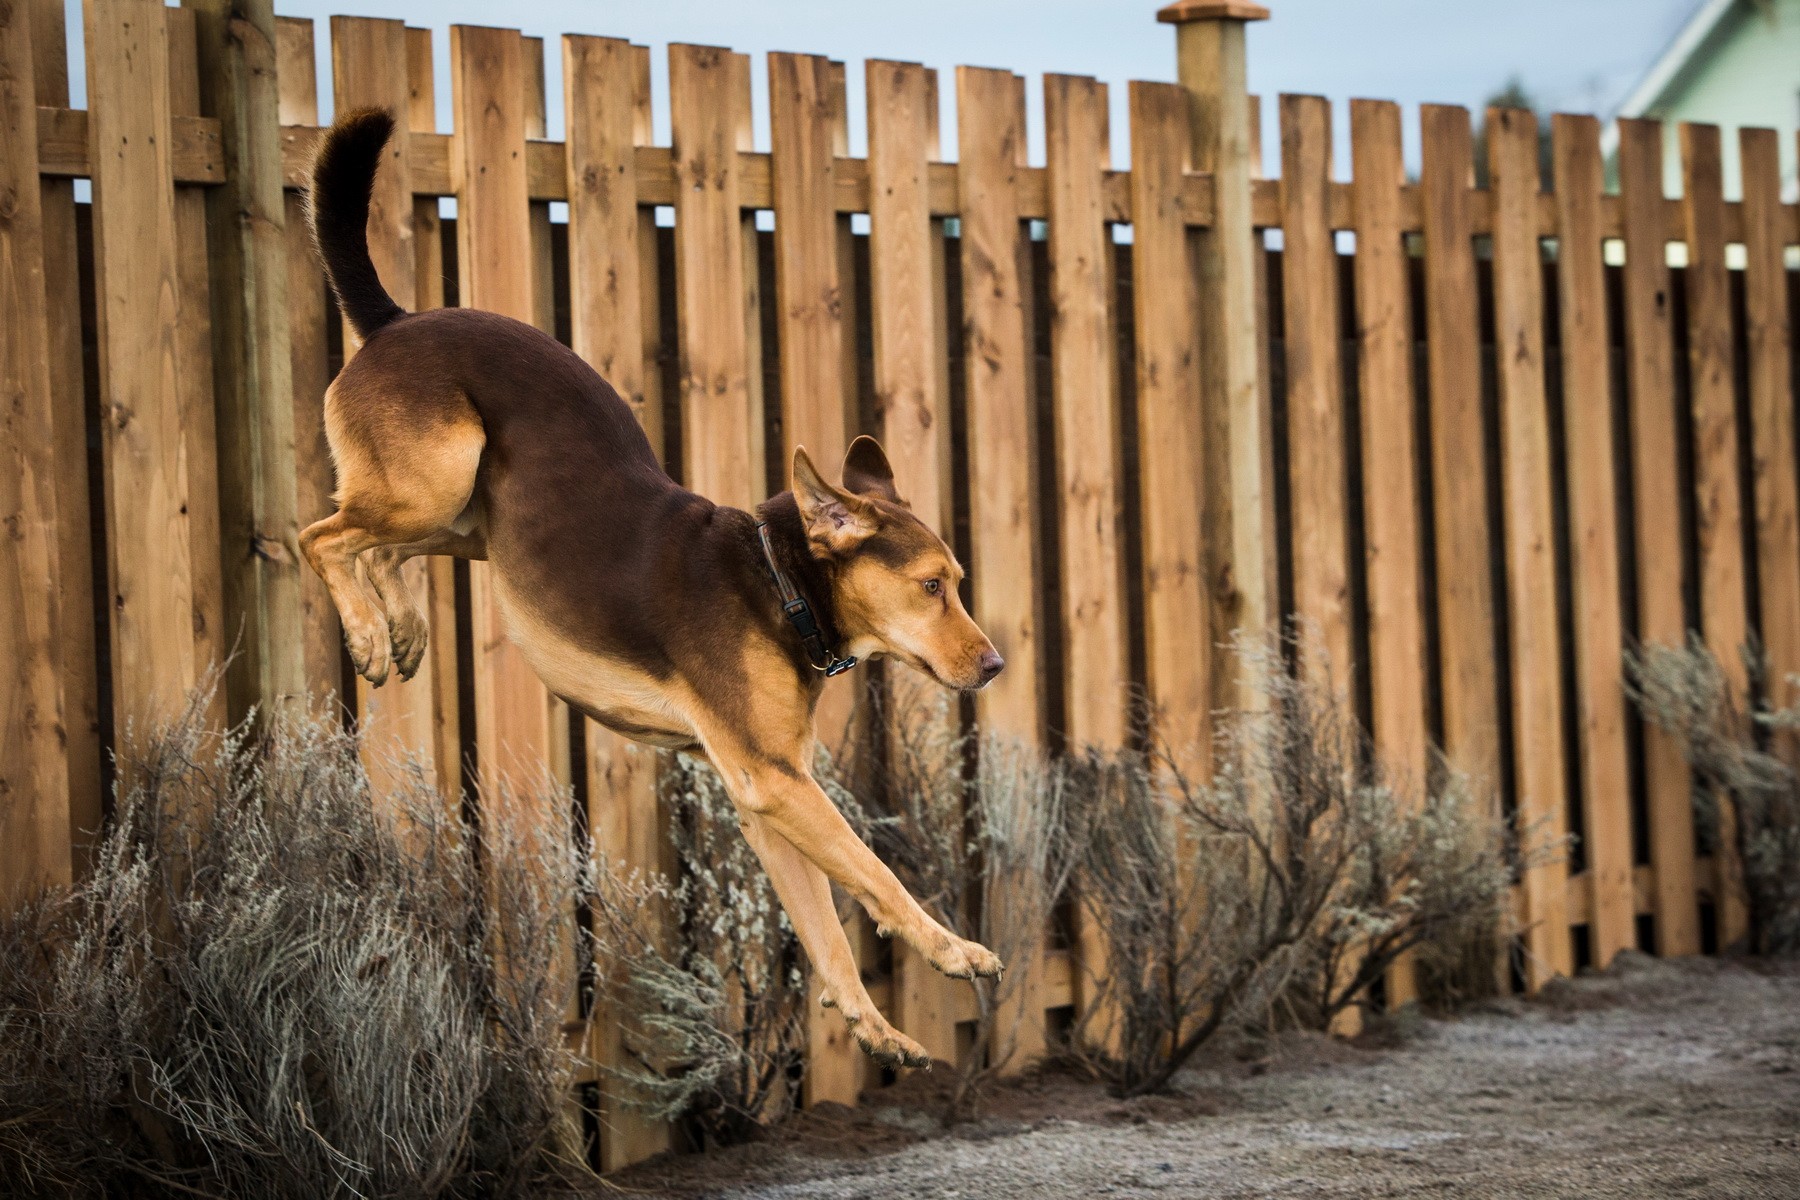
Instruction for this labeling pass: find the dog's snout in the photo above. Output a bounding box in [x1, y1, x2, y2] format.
[977, 650, 1005, 686]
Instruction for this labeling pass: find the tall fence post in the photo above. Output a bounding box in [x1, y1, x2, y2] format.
[1161, 0, 1273, 705]
[186, 0, 305, 723]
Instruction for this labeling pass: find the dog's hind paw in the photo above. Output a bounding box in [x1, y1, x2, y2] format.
[346, 622, 392, 688]
[929, 935, 1004, 982]
[389, 612, 429, 681]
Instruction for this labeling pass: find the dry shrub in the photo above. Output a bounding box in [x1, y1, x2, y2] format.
[0, 692, 596, 1200]
[1065, 633, 1517, 1097]
[833, 682, 1084, 1121]
[587, 753, 808, 1147]
[1627, 636, 1800, 954]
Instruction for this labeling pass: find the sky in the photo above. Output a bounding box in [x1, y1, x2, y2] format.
[61, 0, 1706, 169]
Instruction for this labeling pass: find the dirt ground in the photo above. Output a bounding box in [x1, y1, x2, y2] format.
[614, 953, 1800, 1198]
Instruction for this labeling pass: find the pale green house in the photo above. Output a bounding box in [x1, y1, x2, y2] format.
[1602, 0, 1800, 200]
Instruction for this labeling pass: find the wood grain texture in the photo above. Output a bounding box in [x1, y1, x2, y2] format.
[166, 9, 226, 734]
[0, 0, 71, 905]
[1679, 122, 1751, 949]
[333, 15, 444, 795]
[866, 57, 962, 1071]
[1046, 73, 1128, 749]
[277, 16, 340, 712]
[563, 32, 672, 1169]
[1549, 112, 1636, 967]
[670, 44, 758, 509]
[1740, 127, 1800, 770]
[277, 16, 343, 712]
[1128, 80, 1210, 770]
[31, 0, 100, 868]
[1349, 97, 1428, 1003]
[1488, 106, 1572, 986]
[452, 24, 556, 792]
[86, 0, 198, 729]
[1419, 104, 1501, 803]
[958, 65, 1046, 1072]
[1616, 117, 1699, 957]
[189, 0, 305, 725]
[406, 28, 463, 802]
[1278, 93, 1351, 691]
[1044, 70, 1127, 1045]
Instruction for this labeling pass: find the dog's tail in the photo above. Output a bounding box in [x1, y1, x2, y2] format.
[309, 108, 405, 341]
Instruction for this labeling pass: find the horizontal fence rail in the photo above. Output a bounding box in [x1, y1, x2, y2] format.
[3, 0, 1799, 1173]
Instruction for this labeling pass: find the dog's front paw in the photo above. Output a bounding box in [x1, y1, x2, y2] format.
[930, 935, 1003, 982]
[346, 622, 392, 687]
[846, 1011, 933, 1070]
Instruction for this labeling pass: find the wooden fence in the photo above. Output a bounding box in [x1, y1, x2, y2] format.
[4, 0, 1800, 1170]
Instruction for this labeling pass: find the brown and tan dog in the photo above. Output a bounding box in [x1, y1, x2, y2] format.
[300, 110, 1005, 1067]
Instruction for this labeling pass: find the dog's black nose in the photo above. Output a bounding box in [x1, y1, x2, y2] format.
[977, 650, 1005, 685]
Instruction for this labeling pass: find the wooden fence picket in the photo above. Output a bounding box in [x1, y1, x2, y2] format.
[957, 63, 1048, 1072]
[1489, 106, 1573, 985]
[1739, 127, 1800, 764]
[1044, 70, 1127, 1041]
[276, 16, 345, 712]
[1278, 93, 1352, 691]
[333, 15, 446, 796]
[1679, 122, 1751, 950]
[29, 0, 101, 865]
[1419, 104, 1502, 817]
[85, 0, 199, 731]
[1617, 117, 1700, 957]
[563, 32, 672, 1169]
[0, 0, 71, 907]
[451, 24, 557, 796]
[1127, 80, 1210, 772]
[866, 56, 963, 1071]
[1349, 96, 1429, 1001]
[1549, 112, 1637, 967]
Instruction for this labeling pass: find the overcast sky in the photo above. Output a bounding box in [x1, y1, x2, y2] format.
[64, 0, 1705, 168]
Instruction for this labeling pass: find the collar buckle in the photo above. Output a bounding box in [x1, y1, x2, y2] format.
[758, 522, 859, 678]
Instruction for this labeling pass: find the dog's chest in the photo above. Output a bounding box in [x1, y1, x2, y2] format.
[490, 577, 699, 750]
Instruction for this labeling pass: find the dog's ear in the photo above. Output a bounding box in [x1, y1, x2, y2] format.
[841, 435, 907, 506]
[794, 446, 879, 555]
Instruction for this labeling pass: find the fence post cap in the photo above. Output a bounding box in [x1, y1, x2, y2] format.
[1157, 1, 1270, 23]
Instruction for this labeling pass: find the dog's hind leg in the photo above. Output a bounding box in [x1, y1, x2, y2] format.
[363, 527, 486, 681]
[300, 386, 485, 686]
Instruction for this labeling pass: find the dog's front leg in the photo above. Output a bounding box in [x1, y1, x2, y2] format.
[736, 813, 932, 1068]
[709, 747, 1002, 986]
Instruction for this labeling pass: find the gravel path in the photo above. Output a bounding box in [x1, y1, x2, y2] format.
[618, 953, 1800, 1198]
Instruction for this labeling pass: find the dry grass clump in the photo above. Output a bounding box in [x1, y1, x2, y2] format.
[1627, 636, 1800, 955]
[834, 682, 1085, 1121]
[0, 692, 596, 1200]
[587, 752, 808, 1148]
[1064, 633, 1517, 1097]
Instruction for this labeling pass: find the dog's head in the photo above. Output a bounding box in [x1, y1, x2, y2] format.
[792, 437, 1003, 691]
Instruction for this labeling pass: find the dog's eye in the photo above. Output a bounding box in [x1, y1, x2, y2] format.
[922, 578, 941, 596]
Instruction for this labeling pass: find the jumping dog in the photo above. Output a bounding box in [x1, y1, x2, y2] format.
[301, 110, 1006, 1067]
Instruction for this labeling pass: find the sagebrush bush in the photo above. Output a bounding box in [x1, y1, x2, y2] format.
[587, 752, 808, 1147]
[0, 691, 597, 1199]
[1628, 636, 1800, 954]
[1064, 632, 1518, 1096]
[834, 680, 1084, 1120]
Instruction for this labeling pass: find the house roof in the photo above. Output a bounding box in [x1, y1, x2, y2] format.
[1613, 0, 1741, 121]
[1599, 0, 1741, 159]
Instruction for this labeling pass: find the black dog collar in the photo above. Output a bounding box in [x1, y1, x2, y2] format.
[756, 522, 859, 677]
